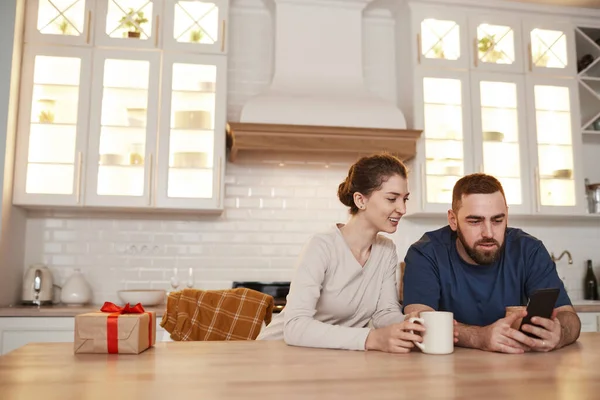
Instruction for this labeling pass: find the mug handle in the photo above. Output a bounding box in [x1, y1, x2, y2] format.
[408, 317, 425, 351]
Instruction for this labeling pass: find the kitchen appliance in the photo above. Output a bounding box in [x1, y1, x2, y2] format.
[22, 264, 54, 306]
[232, 281, 290, 313]
[586, 181, 600, 214]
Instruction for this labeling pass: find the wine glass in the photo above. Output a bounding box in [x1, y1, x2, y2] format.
[169, 268, 180, 294]
[186, 268, 194, 289]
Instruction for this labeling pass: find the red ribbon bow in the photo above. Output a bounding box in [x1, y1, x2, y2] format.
[101, 301, 146, 314]
[100, 302, 153, 354]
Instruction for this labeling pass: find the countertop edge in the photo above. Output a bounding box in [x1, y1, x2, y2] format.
[0, 305, 167, 318]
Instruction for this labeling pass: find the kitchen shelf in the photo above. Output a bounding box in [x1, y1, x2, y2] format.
[226, 122, 423, 162]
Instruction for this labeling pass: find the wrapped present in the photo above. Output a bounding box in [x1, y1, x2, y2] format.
[74, 302, 156, 354]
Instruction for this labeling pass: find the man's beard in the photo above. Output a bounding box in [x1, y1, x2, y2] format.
[456, 225, 504, 265]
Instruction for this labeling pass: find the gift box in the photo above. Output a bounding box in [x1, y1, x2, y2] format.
[74, 302, 156, 354]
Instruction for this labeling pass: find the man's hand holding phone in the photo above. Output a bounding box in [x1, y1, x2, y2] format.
[520, 309, 563, 352]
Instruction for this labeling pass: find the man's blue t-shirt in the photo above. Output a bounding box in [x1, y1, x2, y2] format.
[402, 226, 571, 326]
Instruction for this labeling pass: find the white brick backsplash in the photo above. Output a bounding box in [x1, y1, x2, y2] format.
[19, 4, 600, 307]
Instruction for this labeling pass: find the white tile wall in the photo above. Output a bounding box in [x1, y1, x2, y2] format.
[20, 3, 600, 305]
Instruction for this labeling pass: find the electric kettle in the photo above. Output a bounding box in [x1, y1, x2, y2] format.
[22, 264, 54, 306]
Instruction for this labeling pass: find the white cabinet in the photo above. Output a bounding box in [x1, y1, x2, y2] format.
[24, 0, 95, 47]
[469, 14, 524, 74]
[13, 45, 92, 206]
[0, 317, 171, 356]
[408, 4, 585, 217]
[93, 0, 162, 49]
[84, 49, 161, 208]
[523, 20, 577, 76]
[577, 312, 600, 333]
[162, 0, 229, 54]
[470, 72, 532, 214]
[14, 0, 228, 212]
[412, 69, 473, 213]
[525, 76, 586, 215]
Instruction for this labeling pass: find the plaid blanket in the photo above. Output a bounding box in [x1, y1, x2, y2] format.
[160, 288, 274, 341]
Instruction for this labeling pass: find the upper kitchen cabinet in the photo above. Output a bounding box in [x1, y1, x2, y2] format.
[13, 45, 92, 207]
[411, 69, 474, 214]
[470, 72, 532, 214]
[84, 50, 160, 208]
[525, 76, 586, 215]
[411, 7, 469, 69]
[523, 20, 577, 76]
[94, 0, 162, 49]
[469, 15, 524, 73]
[162, 0, 228, 54]
[155, 53, 226, 210]
[25, 0, 94, 46]
[574, 25, 600, 135]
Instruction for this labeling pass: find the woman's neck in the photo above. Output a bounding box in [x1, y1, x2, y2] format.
[339, 216, 378, 256]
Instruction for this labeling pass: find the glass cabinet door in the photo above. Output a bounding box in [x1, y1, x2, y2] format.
[85, 50, 160, 207]
[411, 7, 468, 69]
[524, 22, 576, 76]
[163, 0, 228, 53]
[94, 0, 160, 49]
[470, 73, 531, 214]
[526, 77, 584, 214]
[25, 0, 94, 46]
[13, 45, 92, 206]
[470, 16, 523, 73]
[415, 70, 473, 211]
[155, 53, 226, 210]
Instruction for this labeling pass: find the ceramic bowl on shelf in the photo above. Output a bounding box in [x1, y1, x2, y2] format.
[126, 108, 147, 127]
[99, 153, 124, 166]
[173, 110, 212, 129]
[117, 289, 166, 306]
[482, 131, 504, 142]
[172, 151, 209, 168]
[197, 81, 216, 92]
[552, 169, 573, 179]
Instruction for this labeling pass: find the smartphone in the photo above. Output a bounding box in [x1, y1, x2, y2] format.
[519, 288, 560, 338]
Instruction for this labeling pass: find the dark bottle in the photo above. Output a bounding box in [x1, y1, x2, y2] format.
[584, 260, 599, 300]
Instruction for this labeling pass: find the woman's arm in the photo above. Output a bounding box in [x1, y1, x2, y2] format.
[283, 236, 372, 351]
[371, 249, 404, 328]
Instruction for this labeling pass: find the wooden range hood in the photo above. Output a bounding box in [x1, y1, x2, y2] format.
[226, 122, 423, 162]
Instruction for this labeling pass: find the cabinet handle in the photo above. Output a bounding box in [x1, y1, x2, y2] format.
[534, 166, 541, 213]
[86, 10, 92, 44]
[416, 33, 422, 64]
[76, 151, 83, 204]
[216, 156, 222, 206]
[147, 153, 153, 206]
[155, 16, 159, 47]
[473, 38, 478, 67]
[420, 162, 426, 209]
[220, 20, 226, 52]
[528, 42, 533, 71]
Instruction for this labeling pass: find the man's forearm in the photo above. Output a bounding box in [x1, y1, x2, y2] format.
[556, 311, 581, 349]
[456, 323, 486, 350]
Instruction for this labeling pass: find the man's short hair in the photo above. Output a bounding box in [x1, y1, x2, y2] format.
[452, 173, 507, 212]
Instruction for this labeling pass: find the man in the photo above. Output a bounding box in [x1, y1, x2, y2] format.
[403, 173, 580, 353]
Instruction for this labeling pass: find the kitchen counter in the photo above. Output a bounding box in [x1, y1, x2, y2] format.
[572, 300, 600, 313]
[1, 333, 600, 399]
[1, 301, 598, 317]
[0, 304, 167, 317]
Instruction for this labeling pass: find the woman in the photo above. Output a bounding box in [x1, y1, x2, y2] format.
[257, 153, 424, 352]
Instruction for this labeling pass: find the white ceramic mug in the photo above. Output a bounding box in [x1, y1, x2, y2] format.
[409, 311, 454, 355]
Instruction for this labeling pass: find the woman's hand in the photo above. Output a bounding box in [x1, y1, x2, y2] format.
[365, 321, 425, 353]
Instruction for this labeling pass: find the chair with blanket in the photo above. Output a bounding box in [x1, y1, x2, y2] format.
[160, 288, 274, 341]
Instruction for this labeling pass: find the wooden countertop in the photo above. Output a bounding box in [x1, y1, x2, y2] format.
[0, 304, 166, 317]
[1, 333, 600, 399]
